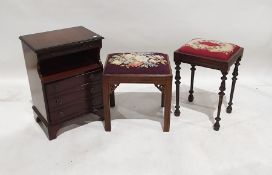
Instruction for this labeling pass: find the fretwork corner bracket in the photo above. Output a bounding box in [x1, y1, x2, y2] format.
[154, 84, 165, 92]
[110, 83, 120, 93]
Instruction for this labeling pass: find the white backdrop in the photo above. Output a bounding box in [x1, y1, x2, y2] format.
[1, 1, 272, 175]
[0, 0, 272, 82]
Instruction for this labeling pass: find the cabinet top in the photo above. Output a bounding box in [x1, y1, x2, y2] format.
[19, 26, 103, 52]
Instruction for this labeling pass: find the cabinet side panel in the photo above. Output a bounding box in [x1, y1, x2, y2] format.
[22, 42, 48, 121]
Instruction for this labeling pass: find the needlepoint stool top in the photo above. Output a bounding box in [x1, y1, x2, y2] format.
[104, 52, 170, 74]
[178, 38, 240, 60]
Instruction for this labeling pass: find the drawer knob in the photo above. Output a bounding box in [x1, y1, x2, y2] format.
[59, 111, 65, 116]
[90, 87, 95, 93]
[53, 85, 58, 91]
[89, 74, 95, 79]
[55, 98, 63, 105]
[50, 52, 56, 56]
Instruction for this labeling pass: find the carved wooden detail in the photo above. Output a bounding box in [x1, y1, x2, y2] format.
[110, 83, 120, 93]
[154, 84, 165, 92]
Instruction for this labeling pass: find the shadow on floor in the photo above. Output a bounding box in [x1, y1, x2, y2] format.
[110, 84, 229, 128]
[175, 84, 229, 125]
[56, 113, 102, 137]
[47, 85, 230, 138]
[110, 91, 165, 129]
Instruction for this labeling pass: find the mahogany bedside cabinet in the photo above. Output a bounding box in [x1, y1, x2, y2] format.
[102, 52, 172, 132]
[19, 26, 104, 140]
[174, 39, 244, 131]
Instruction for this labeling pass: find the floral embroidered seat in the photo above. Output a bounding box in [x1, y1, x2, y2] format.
[178, 38, 240, 60]
[102, 52, 172, 132]
[104, 52, 170, 74]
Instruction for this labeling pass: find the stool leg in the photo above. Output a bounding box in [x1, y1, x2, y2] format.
[161, 92, 165, 107]
[226, 57, 242, 113]
[188, 65, 196, 102]
[103, 79, 111, 131]
[214, 72, 228, 131]
[174, 61, 181, 116]
[163, 80, 172, 132]
[110, 91, 115, 107]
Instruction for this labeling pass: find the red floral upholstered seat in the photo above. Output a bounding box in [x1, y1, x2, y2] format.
[174, 38, 244, 131]
[104, 52, 170, 74]
[179, 38, 240, 60]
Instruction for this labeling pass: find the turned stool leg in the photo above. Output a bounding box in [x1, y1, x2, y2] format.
[110, 91, 115, 107]
[214, 72, 228, 131]
[226, 57, 242, 113]
[103, 79, 111, 131]
[188, 65, 196, 102]
[174, 61, 181, 116]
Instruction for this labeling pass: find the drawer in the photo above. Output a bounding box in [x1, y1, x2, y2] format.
[47, 84, 102, 110]
[45, 70, 102, 95]
[49, 95, 103, 123]
[49, 100, 92, 123]
[46, 80, 102, 98]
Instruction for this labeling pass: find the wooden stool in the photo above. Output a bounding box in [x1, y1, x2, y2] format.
[174, 39, 244, 130]
[103, 52, 172, 131]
